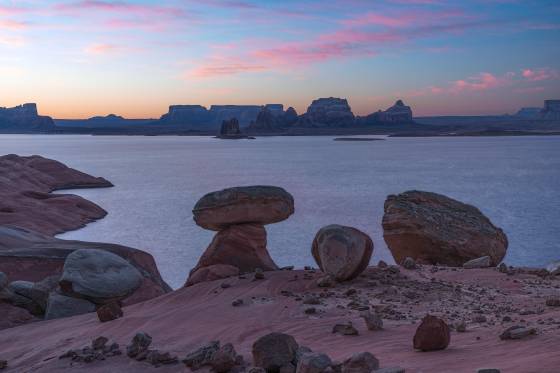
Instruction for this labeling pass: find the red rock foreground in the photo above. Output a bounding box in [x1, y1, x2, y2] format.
[0, 154, 113, 235]
[0, 265, 558, 372]
[0, 155, 171, 329]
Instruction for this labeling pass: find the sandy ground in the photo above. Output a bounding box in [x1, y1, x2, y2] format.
[0, 265, 559, 373]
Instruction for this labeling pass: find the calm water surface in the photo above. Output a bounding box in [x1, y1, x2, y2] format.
[1, 134, 559, 288]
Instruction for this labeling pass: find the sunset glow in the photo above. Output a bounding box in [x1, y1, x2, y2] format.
[1, 0, 559, 118]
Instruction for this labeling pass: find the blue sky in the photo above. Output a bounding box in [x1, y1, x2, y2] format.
[1, 0, 559, 118]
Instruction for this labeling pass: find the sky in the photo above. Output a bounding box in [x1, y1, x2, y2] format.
[1, 0, 559, 119]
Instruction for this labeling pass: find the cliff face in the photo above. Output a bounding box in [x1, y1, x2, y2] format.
[159, 104, 282, 128]
[0, 103, 55, 132]
[360, 99, 414, 125]
[541, 100, 560, 120]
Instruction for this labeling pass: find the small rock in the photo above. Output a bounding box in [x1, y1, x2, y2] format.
[232, 299, 244, 307]
[477, 369, 500, 373]
[255, 268, 265, 280]
[402, 257, 416, 270]
[0, 360, 7, 370]
[455, 321, 467, 333]
[498, 263, 508, 273]
[146, 350, 178, 366]
[545, 297, 560, 307]
[377, 261, 388, 269]
[252, 333, 299, 372]
[182, 341, 220, 370]
[304, 307, 317, 315]
[210, 343, 238, 373]
[341, 352, 379, 373]
[97, 301, 123, 322]
[248, 368, 267, 373]
[473, 315, 487, 323]
[92, 336, 108, 350]
[303, 296, 321, 305]
[361, 311, 383, 331]
[126, 332, 152, 359]
[413, 315, 450, 351]
[296, 352, 332, 373]
[317, 275, 335, 288]
[499, 326, 536, 340]
[463, 256, 492, 269]
[332, 322, 359, 336]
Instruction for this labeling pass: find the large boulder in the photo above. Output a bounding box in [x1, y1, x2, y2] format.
[252, 333, 299, 372]
[186, 224, 278, 286]
[193, 186, 294, 231]
[382, 191, 508, 267]
[413, 315, 450, 351]
[311, 225, 373, 281]
[59, 249, 142, 304]
[44, 292, 96, 320]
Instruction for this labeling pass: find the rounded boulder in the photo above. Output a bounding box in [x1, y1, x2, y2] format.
[193, 186, 294, 231]
[311, 225, 373, 281]
[382, 190, 508, 267]
[59, 249, 142, 304]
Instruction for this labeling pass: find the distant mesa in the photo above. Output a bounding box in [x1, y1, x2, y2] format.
[89, 114, 124, 121]
[160, 104, 275, 129]
[515, 107, 541, 119]
[247, 105, 299, 132]
[541, 100, 560, 120]
[296, 97, 355, 127]
[0, 103, 55, 133]
[361, 99, 414, 125]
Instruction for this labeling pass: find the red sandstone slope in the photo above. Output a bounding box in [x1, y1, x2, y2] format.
[0, 267, 558, 372]
[0, 154, 113, 235]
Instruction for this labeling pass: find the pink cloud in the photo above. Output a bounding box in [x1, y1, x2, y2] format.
[450, 72, 510, 93]
[0, 5, 25, 16]
[0, 19, 27, 30]
[188, 55, 266, 78]
[0, 36, 25, 47]
[342, 13, 412, 27]
[522, 67, 559, 82]
[84, 43, 121, 55]
[55, 1, 186, 18]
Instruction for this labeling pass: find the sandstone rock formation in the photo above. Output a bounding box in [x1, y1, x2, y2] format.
[0, 103, 55, 133]
[299, 98, 355, 127]
[373, 100, 413, 124]
[382, 191, 508, 266]
[187, 186, 294, 286]
[540, 99, 560, 120]
[0, 226, 170, 306]
[0, 154, 112, 235]
[44, 292, 96, 320]
[159, 104, 286, 128]
[312, 225, 373, 281]
[0, 155, 171, 325]
[219, 118, 241, 137]
[248, 105, 298, 132]
[187, 224, 277, 286]
[413, 315, 450, 351]
[59, 249, 143, 304]
[193, 186, 294, 231]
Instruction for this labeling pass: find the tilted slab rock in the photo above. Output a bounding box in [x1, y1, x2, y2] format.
[0, 154, 112, 236]
[312, 225, 373, 281]
[193, 186, 294, 231]
[59, 249, 142, 304]
[383, 190, 508, 267]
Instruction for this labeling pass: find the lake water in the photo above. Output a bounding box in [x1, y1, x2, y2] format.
[1, 134, 559, 288]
